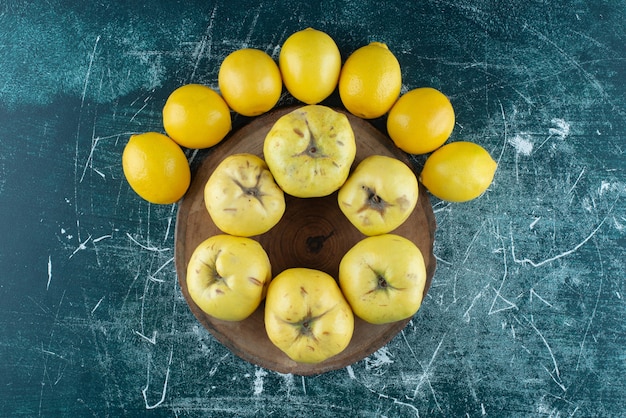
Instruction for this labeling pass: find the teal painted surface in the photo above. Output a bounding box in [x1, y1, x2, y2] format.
[1, 1, 624, 416]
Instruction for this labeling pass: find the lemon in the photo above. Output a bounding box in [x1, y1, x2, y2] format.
[338, 42, 401, 119]
[162, 84, 231, 149]
[218, 48, 282, 116]
[387, 87, 455, 155]
[420, 141, 497, 202]
[122, 132, 191, 204]
[279, 28, 341, 104]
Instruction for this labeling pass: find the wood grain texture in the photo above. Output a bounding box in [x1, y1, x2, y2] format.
[175, 106, 436, 375]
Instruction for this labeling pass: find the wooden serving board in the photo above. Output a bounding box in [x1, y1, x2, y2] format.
[174, 106, 437, 376]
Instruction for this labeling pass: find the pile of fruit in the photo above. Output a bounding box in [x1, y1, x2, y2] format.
[121, 28, 497, 364]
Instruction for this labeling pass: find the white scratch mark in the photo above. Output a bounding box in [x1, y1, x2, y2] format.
[391, 399, 420, 417]
[91, 296, 105, 314]
[93, 168, 106, 179]
[489, 231, 518, 315]
[278, 372, 295, 397]
[189, 5, 217, 82]
[530, 320, 565, 392]
[432, 201, 452, 214]
[463, 221, 485, 263]
[568, 167, 586, 195]
[496, 99, 509, 167]
[243, 6, 262, 47]
[530, 288, 554, 308]
[127, 233, 171, 252]
[164, 204, 176, 242]
[577, 262, 603, 371]
[346, 365, 356, 379]
[149, 257, 174, 282]
[449, 273, 459, 307]
[535, 134, 554, 152]
[411, 333, 446, 401]
[359, 376, 423, 417]
[301, 375, 306, 395]
[135, 330, 157, 345]
[536, 118, 572, 152]
[253, 367, 267, 396]
[81, 35, 101, 107]
[138, 273, 160, 340]
[361, 383, 422, 417]
[41, 347, 65, 360]
[75, 219, 83, 243]
[489, 288, 518, 315]
[208, 353, 229, 377]
[93, 234, 112, 243]
[511, 218, 606, 267]
[434, 254, 452, 266]
[187, 148, 200, 166]
[530, 217, 541, 230]
[401, 329, 418, 360]
[142, 346, 174, 410]
[543, 365, 567, 392]
[463, 286, 488, 322]
[39, 365, 45, 416]
[79, 131, 100, 183]
[129, 101, 149, 124]
[69, 234, 92, 259]
[47, 256, 52, 290]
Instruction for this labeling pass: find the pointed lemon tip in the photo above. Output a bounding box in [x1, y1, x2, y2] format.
[369, 41, 389, 50]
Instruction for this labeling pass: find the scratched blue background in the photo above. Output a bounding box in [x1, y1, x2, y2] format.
[1, 1, 625, 416]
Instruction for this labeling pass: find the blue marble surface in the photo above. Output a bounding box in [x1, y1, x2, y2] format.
[1, 1, 624, 416]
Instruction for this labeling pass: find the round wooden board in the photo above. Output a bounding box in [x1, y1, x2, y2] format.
[174, 106, 437, 376]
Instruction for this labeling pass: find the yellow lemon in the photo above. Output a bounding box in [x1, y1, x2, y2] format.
[279, 28, 341, 104]
[387, 87, 455, 155]
[338, 42, 401, 119]
[218, 48, 282, 116]
[420, 141, 497, 202]
[162, 84, 231, 149]
[122, 132, 191, 204]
